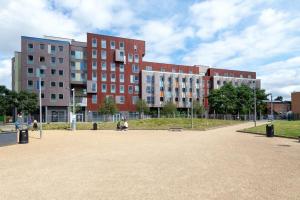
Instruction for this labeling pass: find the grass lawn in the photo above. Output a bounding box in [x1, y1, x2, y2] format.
[42, 118, 242, 131]
[242, 120, 300, 138]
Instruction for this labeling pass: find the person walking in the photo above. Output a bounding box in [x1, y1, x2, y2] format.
[33, 119, 38, 131]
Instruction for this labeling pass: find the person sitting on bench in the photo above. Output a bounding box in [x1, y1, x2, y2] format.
[116, 120, 122, 131]
[121, 120, 128, 131]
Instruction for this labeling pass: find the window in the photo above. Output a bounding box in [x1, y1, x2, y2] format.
[39, 69, 45, 76]
[92, 38, 97, 47]
[102, 84, 107, 93]
[128, 54, 133, 62]
[132, 96, 139, 104]
[27, 80, 33, 87]
[41, 93, 45, 98]
[101, 73, 107, 81]
[71, 50, 75, 57]
[146, 66, 152, 71]
[132, 64, 139, 73]
[59, 58, 63, 64]
[101, 61, 106, 70]
[160, 68, 165, 72]
[92, 61, 97, 69]
[111, 84, 116, 93]
[71, 73, 75, 79]
[92, 49, 97, 59]
[119, 41, 124, 50]
[51, 82, 56, 87]
[27, 68, 33, 74]
[119, 64, 124, 72]
[134, 45, 137, 52]
[51, 94, 56, 100]
[92, 71, 97, 81]
[59, 94, 64, 99]
[128, 85, 133, 94]
[59, 82, 63, 88]
[134, 54, 139, 63]
[110, 63, 115, 71]
[51, 45, 56, 53]
[134, 85, 139, 93]
[146, 86, 151, 94]
[101, 50, 106, 60]
[120, 85, 124, 93]
[130, 75, 139, 84]
[36, 80, 44, 90]
[120, 74, 124, 83]
[27, 55, 33, 63]
[92, 95, 97, 104]
[40, 44, 45, 50]
[119, 96, 125, 104]
[92, 83, 97, 92]
[51, 57, 56, 64]
[101, 40, 106, 48]
[58, 46, 63, 52]
[111, 73, 116, 82]
[59, 70, 64, 76]
[146, 75, 153, 84]
[110, 41, 115, 49]
[51, 69, 56, 75]
[40, 56, 45, 62]
[160, 97, 164, 102]
[28, 43, 33, 49]
[147, 96, 154, 104]
[182, 78, 186, 82]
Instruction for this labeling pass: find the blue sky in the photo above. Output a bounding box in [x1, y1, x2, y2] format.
[1, 0, 300, 99]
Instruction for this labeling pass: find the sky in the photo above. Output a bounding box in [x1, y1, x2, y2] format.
[0, 0, 300, 100]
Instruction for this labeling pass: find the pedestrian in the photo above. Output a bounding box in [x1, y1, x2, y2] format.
[33, 119, 38, 131]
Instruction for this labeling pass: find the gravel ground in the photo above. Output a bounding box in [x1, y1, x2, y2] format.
[0, 122, 299, 200]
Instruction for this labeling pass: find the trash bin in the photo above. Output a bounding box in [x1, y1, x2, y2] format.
[93, 123, 97, 130]
[266, 124, 274, 137]
[19, 129, 29, 144]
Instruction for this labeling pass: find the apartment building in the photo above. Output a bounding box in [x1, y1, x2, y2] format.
[12, 33, 261, 121]
[291, 92, 300, 114]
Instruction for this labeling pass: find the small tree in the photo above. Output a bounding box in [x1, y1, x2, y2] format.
[192, 101, 205, 117]
[16, 90, 38, 115]
[274, 96, 283, 101]
[136, 99, 149, 119]
[162, 101, 177, 117]
[99, 97, 118, 121]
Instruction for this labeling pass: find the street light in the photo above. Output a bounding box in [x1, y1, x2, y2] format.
[266, 93, 273, 122]
[71, 88, 76, 131]
[39, 76, 42, 138]
[253, 82, 257, 127]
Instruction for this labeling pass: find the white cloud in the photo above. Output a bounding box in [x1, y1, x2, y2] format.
[136, 20, 194, 62]
[183, 8, 300, 68]
[189, 0, 256, 39]
[0, 59, 12, 89]
[258, 56, 300, 99]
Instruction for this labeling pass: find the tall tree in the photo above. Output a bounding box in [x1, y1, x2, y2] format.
[162, 101, 177, 117]
[192, 100, 205, 117]
[99, 96, 118, 115]
[135, 99, 149, 118]
[0, 85, 11, 115]
[274, 96, 283, 101]
[16, 90, 38, 115]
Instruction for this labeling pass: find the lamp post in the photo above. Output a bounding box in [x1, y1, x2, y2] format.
[271, 93, 273, 121]
[39, 76, 42, 138]
[72, 88, 76, 131]
[252, 81, 257, 127]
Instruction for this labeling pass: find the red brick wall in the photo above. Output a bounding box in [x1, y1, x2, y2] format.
[207, 68, 256, 79]
[87, 33, 145, 112]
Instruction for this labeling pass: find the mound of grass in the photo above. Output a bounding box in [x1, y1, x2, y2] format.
[242, 120, 300, 138]
[42, 118, 241, 131]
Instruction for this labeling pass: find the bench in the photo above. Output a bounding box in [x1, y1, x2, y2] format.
[169, 127, 183, 132]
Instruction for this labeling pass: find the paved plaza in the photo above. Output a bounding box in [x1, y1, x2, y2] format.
[0, 122, 299, 200]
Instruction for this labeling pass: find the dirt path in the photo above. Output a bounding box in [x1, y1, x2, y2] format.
[0, 122, 299, 200]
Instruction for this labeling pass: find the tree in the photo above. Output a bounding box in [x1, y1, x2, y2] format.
[274, 96, 283, 101]
[99, 96, 118, 115]
[16, 90, 38, 115]
[136, 99, 149, 118]
[192, 101, 205, 117]
[0, 85, 11, 115]
[162, 101, 177, 117]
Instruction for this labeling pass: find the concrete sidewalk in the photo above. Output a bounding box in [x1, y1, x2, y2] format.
[0, 122, 299, 200]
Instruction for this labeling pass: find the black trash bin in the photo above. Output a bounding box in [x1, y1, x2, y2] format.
[266, 124, 274, 137]
[19, 129, 29, 144]
[93, 123, 97, 130]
